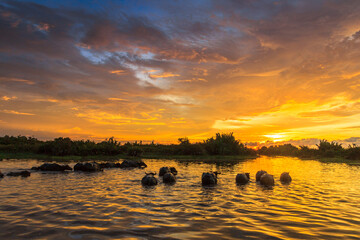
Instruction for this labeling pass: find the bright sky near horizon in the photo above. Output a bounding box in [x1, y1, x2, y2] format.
[1, 0, 360, 145]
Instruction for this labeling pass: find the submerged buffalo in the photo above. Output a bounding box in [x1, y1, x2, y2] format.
[141, 173, 158, 186]
[170, 167, 178, 175]
[159, 167, 178, 176]
[260, 173, 275, 187]
[31, 163, 72, 171]
[7, 171, 31, 177]
[202, 172, 219, 185]
[280, 172, 292, 184]
[98, 162, 121, 169]
[236, 173, 250, 185]
[0, 171, 3, 178]
[74, 162, 102, 172]
[119, 159, 147, 169]
[256, 170, 267, 182]
[163, 172, 176, 184]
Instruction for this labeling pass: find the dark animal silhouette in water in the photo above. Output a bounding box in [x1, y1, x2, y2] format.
[256, 170, 267, 181]
[119, 159, 147, 169]
[0, 171, 3, 178]
[74, 162, 102, 172]
[236, 173, 250, 185]
[169, 167, 178, 175]
[7, 171, 31, 177]
[98, 162, 121, 169]
[159, 167, 178, 176]
[259, 173, 275, 187]
[202, 171, 220, 185]
[31, 163, 72, 171]
[280, 172, 292, 184]
[141, 172, 158, 186]
[163, 172, 176, 184]
[159, 167, 170, 176]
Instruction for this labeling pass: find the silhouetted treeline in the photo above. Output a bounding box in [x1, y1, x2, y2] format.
[0, 133, 256, 157]
[258, 140, 360, 160]
[2, 135, 359, 160]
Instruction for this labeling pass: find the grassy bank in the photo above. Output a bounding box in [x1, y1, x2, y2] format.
[317, 157, 360, 165]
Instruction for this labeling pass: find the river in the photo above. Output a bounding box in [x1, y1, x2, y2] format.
[0, 156, 360, 239]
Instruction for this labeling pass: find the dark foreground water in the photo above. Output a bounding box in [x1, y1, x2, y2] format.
[1, 156, 360, 240]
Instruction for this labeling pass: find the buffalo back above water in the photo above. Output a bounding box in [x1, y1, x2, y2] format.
[163, 172, 176, 184]
[120, 160, 147, 169]
[256, 170, 267, 181]
[74, 162, 102, 172]
[236, 173, 249, 185]
[280, 172, 292, 184]
[202, 172, 218, 185]
[259, 173, 275, 187]
[32, 163, 72, 171]
[141, 173, 158, 186]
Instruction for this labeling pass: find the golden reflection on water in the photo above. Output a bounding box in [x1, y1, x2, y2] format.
[0, 157, 360, 239]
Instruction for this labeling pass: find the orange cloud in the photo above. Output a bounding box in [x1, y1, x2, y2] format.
[109, 70, 126, 75]
[2, 96, 17, 101]
[108, 98, 127, 101]
[1, 110, 35, 116]
[149, 72, 180, 78]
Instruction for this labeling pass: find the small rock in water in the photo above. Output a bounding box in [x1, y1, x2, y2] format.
[163, 172, 176, 184]
[280, 172, 292, 184]
[141, 173, 158, 186]
[236, 173, 249, 185]
[260, 173, 275, 187]
[7, 171, 31, 177]
[256, 170, 267, 182]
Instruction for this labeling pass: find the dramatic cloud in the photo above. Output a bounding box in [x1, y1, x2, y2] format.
[1, 0, 360, 143]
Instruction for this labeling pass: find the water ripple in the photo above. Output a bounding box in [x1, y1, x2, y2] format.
[1, 157, 360, 239]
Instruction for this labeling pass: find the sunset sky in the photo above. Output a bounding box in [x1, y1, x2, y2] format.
[1, 0, 360, 145]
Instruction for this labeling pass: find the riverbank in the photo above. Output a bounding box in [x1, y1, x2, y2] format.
[0, 152, 258, 163]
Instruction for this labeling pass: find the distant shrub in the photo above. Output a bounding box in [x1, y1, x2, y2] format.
[345, 145, 360, 160]
[297, 145, 318, 158]
[176, 143, 205, 155]
[202, 132, 252, 155]
[316, 140, 344, 157]
[127, 146, 143, 157]
[258, 144, 298, 156]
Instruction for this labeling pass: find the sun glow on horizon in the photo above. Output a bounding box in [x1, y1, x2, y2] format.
[263, 134, 287, 142]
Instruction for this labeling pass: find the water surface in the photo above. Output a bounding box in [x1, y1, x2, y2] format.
[1, 156, 360, 239]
